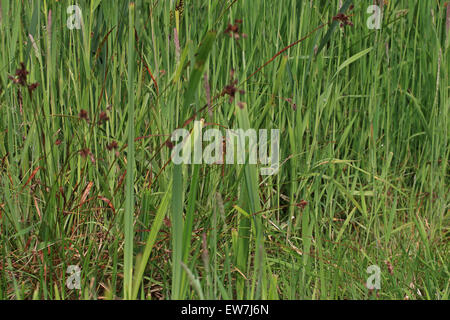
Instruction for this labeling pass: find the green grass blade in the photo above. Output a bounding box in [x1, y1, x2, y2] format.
[123, 1, 136, 300]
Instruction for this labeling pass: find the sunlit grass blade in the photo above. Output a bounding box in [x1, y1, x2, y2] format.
[123, 1, 136, 300]
[172, 31, 216, 300]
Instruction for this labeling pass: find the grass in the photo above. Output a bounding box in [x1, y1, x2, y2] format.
[123, 1, 135, 300]
[0, 0, 448, 300]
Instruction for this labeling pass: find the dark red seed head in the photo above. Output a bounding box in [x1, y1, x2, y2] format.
[79, 148, 91, 158]
[78, 109, 89, 121]
[106, 141, 118, 151]
[98, 111, 110, 124]
[166, 140, 174, 150]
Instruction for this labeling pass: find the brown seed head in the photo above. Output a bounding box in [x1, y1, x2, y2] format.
[78, 109, 89, 122]
[98, 111, 110, 124]
[106, 141, 119, 151]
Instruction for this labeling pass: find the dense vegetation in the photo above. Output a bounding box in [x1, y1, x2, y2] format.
[0, 0, 448, 300]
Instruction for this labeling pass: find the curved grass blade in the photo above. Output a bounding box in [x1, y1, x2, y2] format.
[132, 184, 172, 299]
